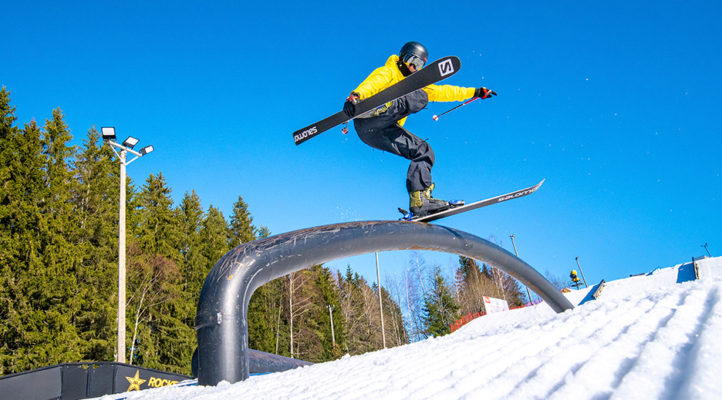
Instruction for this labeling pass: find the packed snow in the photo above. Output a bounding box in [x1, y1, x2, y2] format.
[104, 257, 722, 400]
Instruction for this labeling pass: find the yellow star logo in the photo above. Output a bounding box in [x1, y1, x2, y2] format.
[126, 370, 147, 391]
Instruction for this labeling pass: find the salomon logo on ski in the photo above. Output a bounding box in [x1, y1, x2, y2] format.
[438, 59, 455, 77]
[294, 126, 317, 143]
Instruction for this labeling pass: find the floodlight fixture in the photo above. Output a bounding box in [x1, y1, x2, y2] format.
[122, 136, 139, 149]
[101, 127, 117, 141]
[140, 145, 154, 156]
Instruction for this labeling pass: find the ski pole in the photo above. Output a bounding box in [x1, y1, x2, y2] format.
[432, 96, 482, 121]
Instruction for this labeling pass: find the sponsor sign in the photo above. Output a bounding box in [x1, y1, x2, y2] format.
[483, 296, 509, 314]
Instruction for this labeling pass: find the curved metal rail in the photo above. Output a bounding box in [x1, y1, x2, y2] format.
[195, 221, 574, 385]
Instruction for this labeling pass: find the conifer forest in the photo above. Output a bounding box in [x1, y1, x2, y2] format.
[0, 87, 526, 376]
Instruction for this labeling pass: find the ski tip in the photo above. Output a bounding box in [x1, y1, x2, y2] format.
[292, 133, 306, 146]
[444, 55, 461, 70]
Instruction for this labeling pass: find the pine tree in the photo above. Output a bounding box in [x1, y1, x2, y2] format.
[242, 221, 283, 357]
[0, 88, 29, 374]
[128, 173, 192, 373]
[247, 277, 286, 355]
[229, 195, 255, 247]
[38, 109, 84, 364]
[228, 194, 287, 357]
[422, 267, 459, 337]
[0, 87, 15, 139]
[0, 87, 17, 194]
[313, 266, 345, 360]
[256, 226, 271, 239]
[0, 104, 88, 372]
[72, 127, 119, 361]
[178, 191, 204, 265]
[198, 205, 230, 268]
[134, 173, 180, 259]
[177, 191, 208, 300]
[0, 87, 18, 269]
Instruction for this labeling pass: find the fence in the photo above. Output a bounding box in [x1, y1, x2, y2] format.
[0, 362, 191, 400]
[450, 298, 545, 333]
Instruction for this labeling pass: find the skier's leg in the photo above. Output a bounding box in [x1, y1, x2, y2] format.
[354, 119, 433, 192]
[355, 122, 446, 215]
[395, 125, 434, 193]
[354, 88, 433, 190]
[397, 128, 449, 215]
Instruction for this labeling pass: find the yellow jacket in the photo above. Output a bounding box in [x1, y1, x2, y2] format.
[352, 54, 476, 125]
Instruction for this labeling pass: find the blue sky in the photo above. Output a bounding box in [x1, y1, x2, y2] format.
[3, 1, 721, 293]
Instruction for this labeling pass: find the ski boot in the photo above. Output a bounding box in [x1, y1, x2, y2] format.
[409, 183, 452, 217]
[399, 184, 465, 221]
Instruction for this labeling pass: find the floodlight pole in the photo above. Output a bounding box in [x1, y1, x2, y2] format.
[118, 148, 127, 364]
[510, 234, 534, 305]
[327, 305, 336, 347]
[106, 137, 151, 364]
[375, 252, 386, 348]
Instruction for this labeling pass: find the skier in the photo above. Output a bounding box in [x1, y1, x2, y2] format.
[343, 41, 497, 217]
[570, 270, 582, 289]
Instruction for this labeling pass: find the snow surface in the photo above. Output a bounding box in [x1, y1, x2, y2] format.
[102, 257, 722, 400]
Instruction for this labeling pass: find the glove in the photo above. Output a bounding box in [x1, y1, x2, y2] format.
[474, 87, 497, 99]
[343, 92, 360, 118]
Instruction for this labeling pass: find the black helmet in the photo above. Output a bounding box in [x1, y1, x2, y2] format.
[399, 41, 428, 71]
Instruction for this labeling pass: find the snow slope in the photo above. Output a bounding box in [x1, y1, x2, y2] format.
[106, 257, 722, 400]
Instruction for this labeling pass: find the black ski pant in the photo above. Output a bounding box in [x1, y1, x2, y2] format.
[353, 89, 433, 193]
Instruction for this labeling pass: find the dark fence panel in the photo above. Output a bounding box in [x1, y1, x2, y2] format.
[0, 362, 191, 400]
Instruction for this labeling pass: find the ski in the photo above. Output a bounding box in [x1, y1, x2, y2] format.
[400, 179, 545, 223]
[293, 56, 461, 145]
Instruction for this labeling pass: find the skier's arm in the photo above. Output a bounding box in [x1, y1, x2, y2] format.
[424, 84, 476, 102]
[352, 66, 396, 99]
[424, 85, 497, 102]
